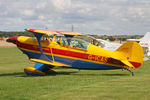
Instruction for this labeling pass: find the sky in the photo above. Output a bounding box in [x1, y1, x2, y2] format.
[0, 0, 150, 35]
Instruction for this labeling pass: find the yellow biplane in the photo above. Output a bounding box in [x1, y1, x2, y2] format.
[7, 28, 143, 76]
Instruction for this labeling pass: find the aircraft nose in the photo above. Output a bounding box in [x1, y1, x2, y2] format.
[6, 36, 18, 44]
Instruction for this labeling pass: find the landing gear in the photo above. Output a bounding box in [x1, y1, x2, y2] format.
[123, 68, 134, 76]
[24, 67, 57, 76]
[24, 62, 57, 76]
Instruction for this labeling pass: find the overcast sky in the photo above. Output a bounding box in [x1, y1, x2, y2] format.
[0, 0, 150, 35]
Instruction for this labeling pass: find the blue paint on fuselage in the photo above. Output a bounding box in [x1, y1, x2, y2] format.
[20, 49, 122, 70]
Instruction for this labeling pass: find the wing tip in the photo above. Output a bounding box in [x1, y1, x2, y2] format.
[25, 28, 37, 32]
[25, 28, 29, 31]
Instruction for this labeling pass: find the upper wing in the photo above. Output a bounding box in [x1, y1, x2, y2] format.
[25, 28, 84, 36]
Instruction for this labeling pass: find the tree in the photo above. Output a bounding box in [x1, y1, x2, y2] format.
[108, 36, 115, 41]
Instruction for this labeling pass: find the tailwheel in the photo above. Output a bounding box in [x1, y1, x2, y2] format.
[123, 68, 134, 76]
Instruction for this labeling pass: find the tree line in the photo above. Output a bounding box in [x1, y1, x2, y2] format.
[0, 31, 33, 37]
[0, 31, 142, 42]
[90, 35, 142, 42]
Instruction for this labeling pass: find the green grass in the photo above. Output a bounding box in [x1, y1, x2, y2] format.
[0, 48, 150, 100]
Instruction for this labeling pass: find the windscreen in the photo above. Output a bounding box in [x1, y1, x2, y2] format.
[57, 36, 89, 50]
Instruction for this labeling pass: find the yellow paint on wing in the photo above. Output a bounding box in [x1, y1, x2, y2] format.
[31, 59, 71, 67]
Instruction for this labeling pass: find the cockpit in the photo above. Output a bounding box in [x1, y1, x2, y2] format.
[40, 34, 103, 50]
[40, 34, 89, 50]
[57, 36, 89, 49]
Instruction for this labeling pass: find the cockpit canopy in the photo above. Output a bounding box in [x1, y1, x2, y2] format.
[39, 34, 89, 50]
[57, 36, 89, 49]
[40, 34, 103, 50]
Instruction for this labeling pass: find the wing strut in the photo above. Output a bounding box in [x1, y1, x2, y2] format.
[50, 34, 57, 62]
[50, 46, 55, 62]
[33, 33, 51, 62]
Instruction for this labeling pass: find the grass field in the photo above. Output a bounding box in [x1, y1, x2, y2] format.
[0, 48, 150, 100]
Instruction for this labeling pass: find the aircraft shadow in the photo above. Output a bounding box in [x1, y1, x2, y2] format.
[70, 73, 129, 76]
[57, 71, 78, 75]
[0, 71, 78, 77]
[0, 72, 25, 77]
[0, 71, 129, 77]
[57, 71, 129, 76]
[100, 73, 129, 76]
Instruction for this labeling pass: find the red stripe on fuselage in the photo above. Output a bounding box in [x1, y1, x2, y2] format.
[52, 48, 89, 59]
[17, 41, 41, 51]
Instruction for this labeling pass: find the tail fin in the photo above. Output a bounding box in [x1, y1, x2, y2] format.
[115, 41, 143, 68]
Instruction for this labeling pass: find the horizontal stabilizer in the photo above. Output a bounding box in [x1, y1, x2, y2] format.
[31, 58, 71, 67]
[121, 60, 134, 68]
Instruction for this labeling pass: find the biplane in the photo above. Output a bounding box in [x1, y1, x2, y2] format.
[7, 28, 144, 76]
